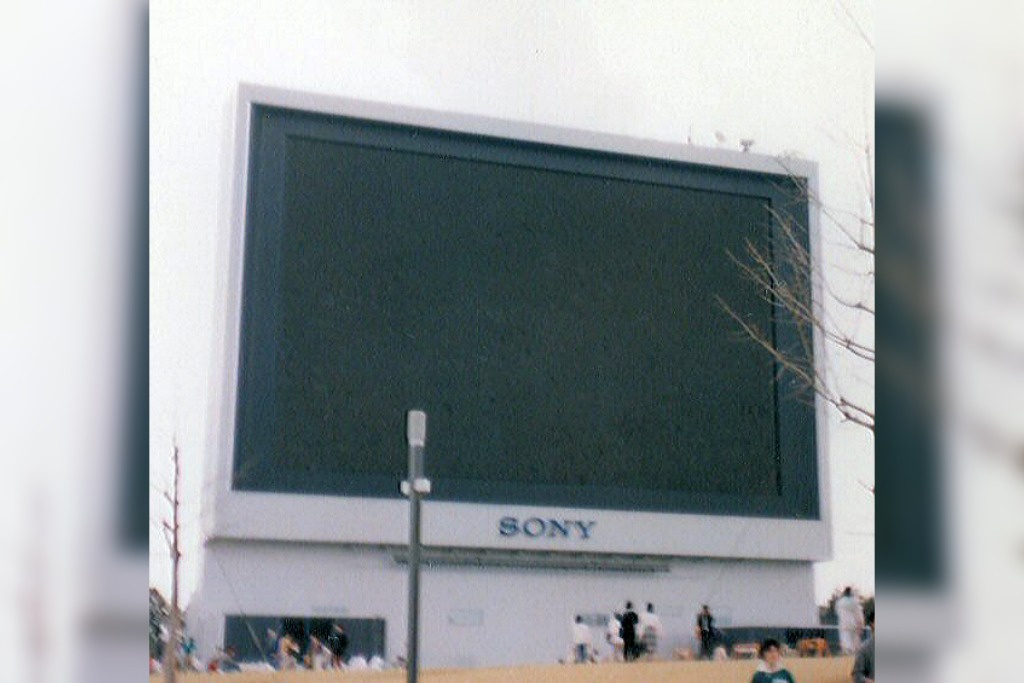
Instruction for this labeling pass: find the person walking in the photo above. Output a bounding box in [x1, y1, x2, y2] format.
[696, 605, 715, 660]
[571, 615, 592, 664]
[605, 613, 624, 662]
[835, 587, 865, 655]
[621, 602, 640, 661]
[638, 603, 664, 660]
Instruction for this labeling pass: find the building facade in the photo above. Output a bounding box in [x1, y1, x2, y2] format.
[187, 85, 831, 667]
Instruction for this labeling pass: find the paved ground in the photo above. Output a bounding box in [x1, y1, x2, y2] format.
[155, 656, 852, 682]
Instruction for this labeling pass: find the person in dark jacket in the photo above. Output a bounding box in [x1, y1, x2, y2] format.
[620, 601, 640, 661]
[851, 609, 874, 683]
[696, 605, 716, 659]
[327, 623, 349, 669]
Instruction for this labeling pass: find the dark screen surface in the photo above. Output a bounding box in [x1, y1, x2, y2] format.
[232, 105, 818, 518]
[875, 103, 942, 586]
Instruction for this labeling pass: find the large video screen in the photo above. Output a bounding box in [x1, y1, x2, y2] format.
[232, 105, 818, 518]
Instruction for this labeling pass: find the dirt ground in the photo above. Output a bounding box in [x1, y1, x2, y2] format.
[156, 656, 853, 682]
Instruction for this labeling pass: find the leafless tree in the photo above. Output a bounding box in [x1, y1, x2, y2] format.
[156, 439, 183, 682]
[718, 145, 875, 436]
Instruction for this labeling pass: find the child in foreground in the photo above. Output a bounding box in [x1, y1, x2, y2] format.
[751, 638, 795, 683]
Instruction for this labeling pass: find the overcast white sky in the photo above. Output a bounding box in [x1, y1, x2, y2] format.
[150, 0, 875, 608]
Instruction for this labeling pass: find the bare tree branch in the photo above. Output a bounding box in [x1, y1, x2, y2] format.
[857, 480, 875, 495]
[720, 146, 875, 437]
[834, 0, 874, 50]
[161, 438, 183, 681]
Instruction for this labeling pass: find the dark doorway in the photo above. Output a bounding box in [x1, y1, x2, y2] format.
[224, 615, 386, 664]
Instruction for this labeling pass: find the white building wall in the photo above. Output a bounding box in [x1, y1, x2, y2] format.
[189, 539, 816, 668]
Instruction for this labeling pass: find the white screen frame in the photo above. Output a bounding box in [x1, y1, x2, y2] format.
[201, 83, 832, 563]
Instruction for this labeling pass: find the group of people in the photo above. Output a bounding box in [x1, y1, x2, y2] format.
[752, 609, 874, 683]
[149, 635, 204, 674]
[616, 602, 720, 662]
[566, 596, 874, 683]
[264, 623, 377, 671]
[569, 601, 667, 663]
[613, 601, 664, 661]
[569, 602, 726, 664]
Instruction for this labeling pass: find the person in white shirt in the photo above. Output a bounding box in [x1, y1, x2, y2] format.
[835, 586, 865, 654]
[605, 613, 624, 662]
[638, 603, 664, 660]
[571, 615, 593, 664]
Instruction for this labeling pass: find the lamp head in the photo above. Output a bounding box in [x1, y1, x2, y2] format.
[407, 410, 427, 447]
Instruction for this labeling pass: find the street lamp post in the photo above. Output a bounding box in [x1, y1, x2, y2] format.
[403, 410, 429, 683]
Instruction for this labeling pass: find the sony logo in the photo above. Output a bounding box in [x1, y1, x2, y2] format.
[499, 516, 596, 540]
